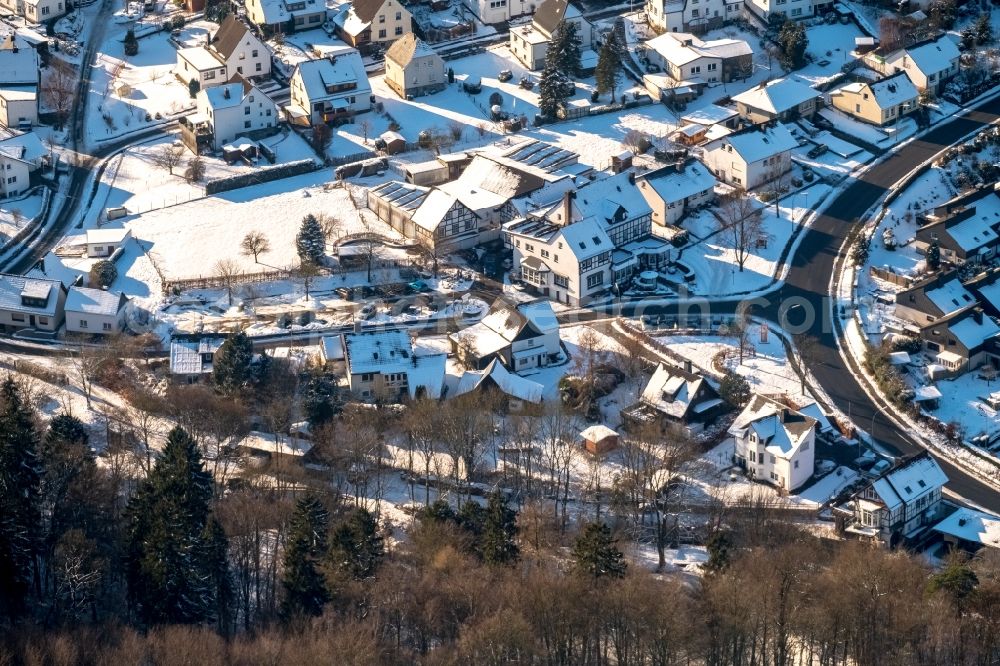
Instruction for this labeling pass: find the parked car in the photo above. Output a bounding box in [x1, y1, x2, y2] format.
[807, 143, 829, 158]
[519, 76, 534, 90]
[869, 459, 892, 476]
[463, 76, 482, 93]
[498, 69, 513, 82]
[646, 63, 661, 73]
[357, 303, 376, 320]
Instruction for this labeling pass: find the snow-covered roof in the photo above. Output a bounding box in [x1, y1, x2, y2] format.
[866, 72, 918, 109]
[411, 190, 471, 232]
[580, 424, 617, 442]
[0, 46, 37, 86]
[795, 399, 834, 433]
[947, 311, 1000, 350]
[385, 33, 438, 68]
[914, 385, 942, 401]
[639, 159, 716, 206]
[320, 335, 343, 361]
[640, 362, 717, 420]
[0, 85, 34, 102]
[925, 277, 976, 316]
[558, 218, 613, 261]
[900, 36, 960, 77]
[732, 78, 819, 114]
[888, 351, 911, 365]
[177, 45, 225, 72]
[343, 329, 445, 398]
[498, 139, 581, 174]
[728, 394, 815, 459]
[942, 196, 1000, 251]
[933, 507, 1000, 549]
[567, 171, 652, 227]
[439, 155, 550, 212]
[647, 31, 752, 67]
[86, 227, 131, 245]
[710, 123, 798, 164]
[169, 337, 224, 375]
[0, 273, 60, 317]
[65, 286, 125, 316]
[250, 0, 323, 24]
[451, 297, 557, 359]
[455, 358, 544, 403]
[238, 431, 313, 456]
[293, 52, 371, 103]
[681, 104, 738, 125]
[868, 453, 947, 511]
[0, 130, 45, 164]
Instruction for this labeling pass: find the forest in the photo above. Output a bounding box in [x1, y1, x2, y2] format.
[1, 363, 999, 666]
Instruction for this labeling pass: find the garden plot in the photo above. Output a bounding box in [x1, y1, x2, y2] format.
[86, 27, 194, 149]
[926, 370, 1000, 446]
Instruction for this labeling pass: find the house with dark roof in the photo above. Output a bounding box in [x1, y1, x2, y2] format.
[335, 0, 413, 53]
[622, 361, 725, 432]
[509, 0, 594, 71]
[384, 34, 444, 98]
[732, 78, 821, 124]
[0, 273, 65, 333]
[833, 452, 948, 547]
[918, 306, 1000, 374]
[730, 393, 816, 492]
[175, 16, 271, 89]
[914, 185, 1000, 265]
[893, 270, 976, 326]
[450, 297, 560, 371]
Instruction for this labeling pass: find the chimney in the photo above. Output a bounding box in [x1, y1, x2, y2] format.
[223, 87, 231, 99]
[973, 308, 984, 325]
[354, 320, 362, 333]
[684, 359, 692, 373]
[628, 172, 635, 185]
[561, 189, 573, 225]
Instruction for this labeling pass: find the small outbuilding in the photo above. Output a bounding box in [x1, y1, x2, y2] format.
[85, 227, 131, 258]
[580, 424, 619, 455]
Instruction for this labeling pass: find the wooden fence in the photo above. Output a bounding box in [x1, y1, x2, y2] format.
[869, 265, 914, 288]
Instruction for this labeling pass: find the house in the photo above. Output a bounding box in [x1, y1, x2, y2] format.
[732, 78, 820, 124]
[509, 0, 594, 71]
[185, 76, 278, 152]
[64, 287, 128, 335]
[637, 158, 716, 238]
[933, 507, 1000, 553]
[286, 52, 372, 126]
[580, 424, 619, 455]
[863, 36, 960, 93]
[175, 16, 271, 90]
[450, 297, 560, 371]
[384, 34, 445, 99]
[645, 32, 752, 85]
[460, 0, 533, 26]
[702, 123, 797, 190]
[245, 0, 326, 34]
[744, 0, 824, 22]
[622, 361, 725, 432]
[0, 128, 44, 197]
[0, 0, 65, 23]
[893, 270, 975, 326]
[367, 180, 485, 252]
[0, 273, 65, 332]
[505, 172, 670, 306]
[342, 329, 446, 401]
[730, 394, 816, 492]
[335, 0, 412, 52]
[645, 0, 743, 34]
[85, 227, 132, 258]
[454, 357, 545, 409]
[918, 307, 1000, 374]
[0, 37, 38, 130]
[834, 452, 948, 547]
[829, 72, 918, 126]
[169, 335, 226, 382]
[914, 186, 1000, 264]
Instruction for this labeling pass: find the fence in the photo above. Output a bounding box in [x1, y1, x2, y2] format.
[164, 268, 293, 295]
[869, 265, 914, 288]
[203, 159, 320, 196]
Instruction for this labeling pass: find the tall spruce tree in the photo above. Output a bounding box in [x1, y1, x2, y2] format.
[551, 20, 582, 78]
[481, 490, 519, 566]
[213, 331, 254, 395]
[296, 214, 326, 264]
[125, 426, 219, 626]
[777, 20, 808, 70]
[595, 33, 623, 102]
[538, 20, 582, 118]
[328, 508, 383, 581]
[0, 377, 42, 620]
[927, 237, 941, 271]
[572, 521, 626, 580]
[282, 494, 330, 620]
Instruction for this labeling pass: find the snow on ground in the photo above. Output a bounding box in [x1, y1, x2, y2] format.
[792, 466, 859, 506]
[792, 21, 865, 87]
[86, 25, 194, 148]
[678, 183, 830, 295]
[926, 370, 1000, 443]
[0, 191, 44, 242]
[818, 107, 918, 148]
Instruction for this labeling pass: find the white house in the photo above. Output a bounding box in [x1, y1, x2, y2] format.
[0, 0, 65, 23]
[245, 0, 326, 33]
[462, 0, 534, 25]
[0, 273, 65, 332]
[169, 335, 226, 382]
[646, 0, 742, 34]
[730, 394, 816, 492]
[335, 0, 413, 52]
[0, 38, 39, 130]
[0, 128, 44, 198]
[732, 78, 821, 124]
[85, 227, 132, 258]
[450, 297, 560, 371]
[864, 35, 960, 93]
[744, 0, 824, 22]
[637, 158, 716, 234]
[176, 16, 271, 90]
[384, 34, 445, 99]
[286, 52, 372, 126]
[836, 452, 948, 546]
[342, 329, 446, 401]
[454, 357, 544, 405]
[509, 0, 593, 71]
[702, 123, 798, 189]
[645, 32, 752, 85]
[64, 286, 128, 335]
[193, 76, 278, 150]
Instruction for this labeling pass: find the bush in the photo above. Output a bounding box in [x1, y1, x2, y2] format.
[89, 260, 118, 288]
[124, 29, 138, 57]
[890, 336, 922, 354]
[759, 191, 777, 203]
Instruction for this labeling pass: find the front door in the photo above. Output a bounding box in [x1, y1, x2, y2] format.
[28, 315, 35, 327]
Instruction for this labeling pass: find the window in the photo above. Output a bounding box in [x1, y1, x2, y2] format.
[237, 66, 243, 74]
[554, 274, 568, 288]
[361, 373, 374, 382]
[379, 28, 386, 38]
[256, 62, 262, 72]
[379, 13, 385, 21]
[395, 26, 403, 34]
[794, 460, 799, 469]
[78, 318, 86, 328]
[252, 49, 259, 57]
[38, 317, 47, 325]
[707, 63, 717, 70]
[205, 71, 216, 80]
[541, 249, 550, 258]
[395, 10, 401, 18]
[691, 7, 699, 15]
[586, 272, 604, 289]
[244, 106, 251, 115]
[770, 455, 776, 464]
[102, 322, 112, 331]
[6, 176, 14, 184]
[41, 5, 49, 14]
[240, 52, 246, 60]
[525, 243, 534, 252]
[244, 120, 251, 128]
[791, 7, 801, 15]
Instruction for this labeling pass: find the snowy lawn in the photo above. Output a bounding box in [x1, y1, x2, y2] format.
[791, 466, 859, 507]
[793, 21, 865, 87]
[925, 370, 1000, 444]
[0, 191, 44, 242]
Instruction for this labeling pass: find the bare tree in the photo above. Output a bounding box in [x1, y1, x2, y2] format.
[621, 129, 648, 154]
[296, 260, 322, 300]
[152, 143, 184, 175]
[538, 401, 578, 529]
[716, 189, 765, 272]
[879, 16, 905, 52]
[240, 231, 271, 263]
[185, 156, 207, 182]
[723, 310, 753, 365]
[792, 334, 819, 395]
[359, 119, 372, 144]
[41, 60, 77, 130]
[214, 258, 241, 306]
